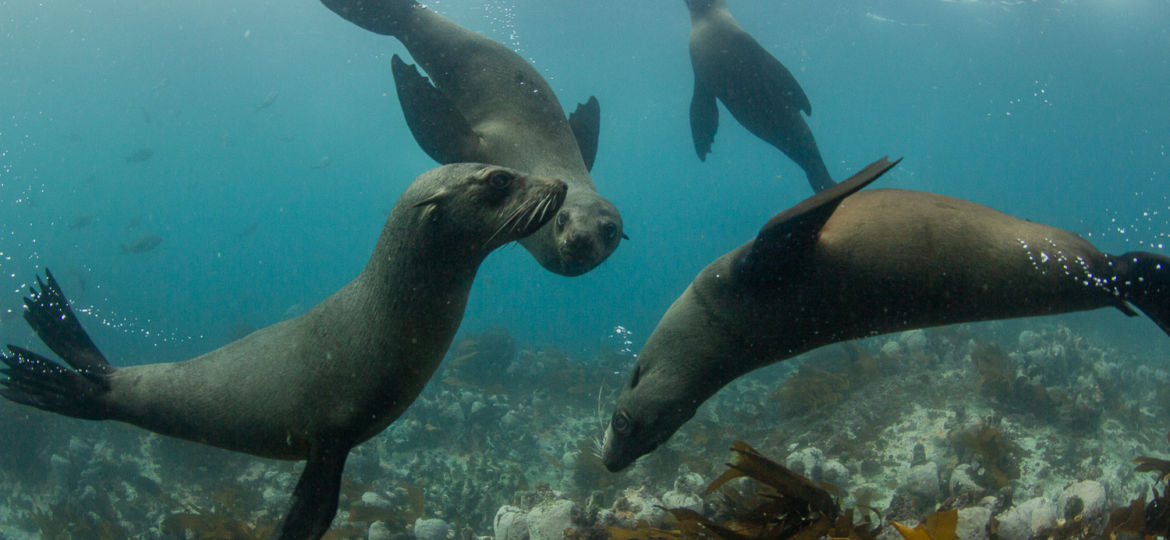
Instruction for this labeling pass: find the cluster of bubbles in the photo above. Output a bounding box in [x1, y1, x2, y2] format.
[608, 324, 636, 358]
[992, 79, 1052, 119]
[479, 0, 523, 57]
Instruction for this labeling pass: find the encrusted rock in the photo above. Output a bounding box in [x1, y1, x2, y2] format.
[414, 517, 450, 540]
[956, 506, 991, 540]
[526, 499, 575, 540]
[1058, 480, 1106, 521]
[369, 521, 393, 540]
[907, 462, 941, 502]
[995, 496, 1056, 540]
[494, 505, 528, 540]
[661, 489, 702, 513]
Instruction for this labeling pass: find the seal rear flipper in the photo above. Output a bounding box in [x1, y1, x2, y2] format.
[391, 54, 481, 164]
[22, 269, 113, 376]
[319, 0, 418, 37]
[690, 78, 719, 160]
[278, 440, 350, 540]
[568, 96, 600, 171]
[0, 345, 111, 420]
[1111, 251, 1170, 336]
[737, 157, 901, 280]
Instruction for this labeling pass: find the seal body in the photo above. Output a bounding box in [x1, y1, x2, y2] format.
[321, 0, 624, 276]
[602, 157, 1170, 471]
[686, 0, 835, 192]
[1, 163, 566, 539]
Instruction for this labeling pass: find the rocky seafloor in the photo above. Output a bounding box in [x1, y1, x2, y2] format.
[1, 318, 1169, 539]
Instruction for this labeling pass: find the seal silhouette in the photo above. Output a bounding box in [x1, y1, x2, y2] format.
[0, 163, 566, 540]
[320, 0, 625, 276]
[686, 0, 836, 192]
[602, 157, 1170, 472]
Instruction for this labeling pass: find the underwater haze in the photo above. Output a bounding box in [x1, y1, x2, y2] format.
[2, 0, 1170, 537]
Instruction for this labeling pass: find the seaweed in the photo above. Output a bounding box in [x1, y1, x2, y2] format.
[1106, 433, 1170, 537]
[771, 365, 851, 417]
[28, 495, 131, 540]
[606, 441, 881, 539]
[441, 326, 517, 394]
[890, 509, 958, 540]
[954, 420, 1019, 487]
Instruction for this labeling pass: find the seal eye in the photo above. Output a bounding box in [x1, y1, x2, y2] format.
[556, 211, 569, 228]
[487, 170, 513, 189]
[612, 410, 632, 436]
[603, 222, 619, 242]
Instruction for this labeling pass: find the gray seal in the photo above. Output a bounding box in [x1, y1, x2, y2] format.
[686, 0, 836, 192]
[320, 0, 625, 276]
[0, 163, 566, 540]
[602, 157, 1170, 471]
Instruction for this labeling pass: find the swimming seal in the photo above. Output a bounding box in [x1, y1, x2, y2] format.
[0, 163, 566, 540]
[602, 157, 1170, 472]
[320, 0, 625, 276]
[686, 0, 836, 192]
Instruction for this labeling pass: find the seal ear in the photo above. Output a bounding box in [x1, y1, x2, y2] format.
[414, 189, 452, 220]
[737, 156, 901, 280]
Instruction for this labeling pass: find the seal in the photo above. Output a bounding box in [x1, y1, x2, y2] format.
[0, 163, 566, 540]
[601, 157, 1170, 472]
[319, 0, 625, 276]
[686, 0, 836, 192]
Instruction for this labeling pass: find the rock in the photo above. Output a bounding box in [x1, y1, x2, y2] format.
[786, 447, 825, 480]
[1058, 480, 1106, 521]
[995, 496, 1056, 540]
[901, 329, 927, 353]
[494, 505, 528, 540]
[661, 489, 702, 513]
[674, 472, 706, 494]
[956, 506, 992, 540]
[369, 521, 393, 540]
[948, 464, 983, 500]
[821, 459, 851, 487]
[499, 410, 523, 430]
[362, 491, 392, 509]
[881, 340, 902, 356]
[414, 518, 449, 540]
[1018, 330, 1043, 352]
[907, 462, 941, 503]
[609, 487, 667, 528]
[527, 499, 575, 540]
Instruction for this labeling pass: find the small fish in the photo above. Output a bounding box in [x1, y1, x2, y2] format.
[238, 222, 259, 238]
[122, 234, 163, 254]
[125, 148, 154, 163]
[141, 106, 152, 124]
[310, 156, 332, 170]
[68, 215, 94, 229]
[125, 215, 144, 230]
[254, 90, 279, 111]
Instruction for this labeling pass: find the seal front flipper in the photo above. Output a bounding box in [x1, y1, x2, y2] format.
[733, 32, 811, 116]
[319, 0, 418, 37]
[737, 157, 901, 279]
[568, 96, 600, 171]
[390, 54, 480, 164]
[689, 77, 718, 160]
[278, 439, 351, 540]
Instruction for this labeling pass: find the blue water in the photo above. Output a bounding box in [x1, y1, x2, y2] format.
[1, 0, 1168, 366]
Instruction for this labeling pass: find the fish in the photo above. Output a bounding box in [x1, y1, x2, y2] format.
[125, 148, 154, 163]
[68, 216, 94, 229]
[122, 234, 163, 254]
[255, 90, 280, 111]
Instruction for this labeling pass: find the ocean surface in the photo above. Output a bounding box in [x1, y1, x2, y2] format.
[2, 0, 1170, 537]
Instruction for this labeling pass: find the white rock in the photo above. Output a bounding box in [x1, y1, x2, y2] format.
[995, 496, 1056, 540]
[414, 517, 449, 540]
[881, 340, 902, 356]
[948, 464, 982, 499]
[1058, 480, 1106, 520]
[674, 472, 706, 494]
[786, 447, 825, 478]
[661, 489, 702, 513]
[956, 506, 992, 540]
[907, 462, 940, 502]
[362, 491, 392, 509]
[1018, 330, 1043, 351]
[369, 521, 393, 540]
[822, 459, 851, 487]
[494, 505, 528, 540]
[527, 499, 575, 540]
[901, 329, 927, 353]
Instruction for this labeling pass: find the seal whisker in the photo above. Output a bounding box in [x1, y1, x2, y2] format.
[485, 199, 534, 248]
[523, 195, 552, 232]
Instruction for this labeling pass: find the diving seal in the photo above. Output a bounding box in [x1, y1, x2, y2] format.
[0, 163, 566, 540]
[686, 0, 836, 192]
[602, 157, 1170, 472]
[320, 0, 625, 276]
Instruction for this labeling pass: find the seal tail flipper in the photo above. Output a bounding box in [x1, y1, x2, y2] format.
[319, 0, 418, 37]
[1, 269, 114, 420]
[278, 440, 350, 540]
[390, 54, 481, 165]
[568, 96, 600, 172]
[737, 156, 901, 280]
[1110, 251, 1170, 336]
[22, 269, 113, 375]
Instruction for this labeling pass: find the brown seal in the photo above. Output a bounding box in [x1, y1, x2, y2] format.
[1, 163, 566, 539]
[686, 0, 836, 192]
[320, 0, 625, 276]
[602, 157, 1170, 471]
